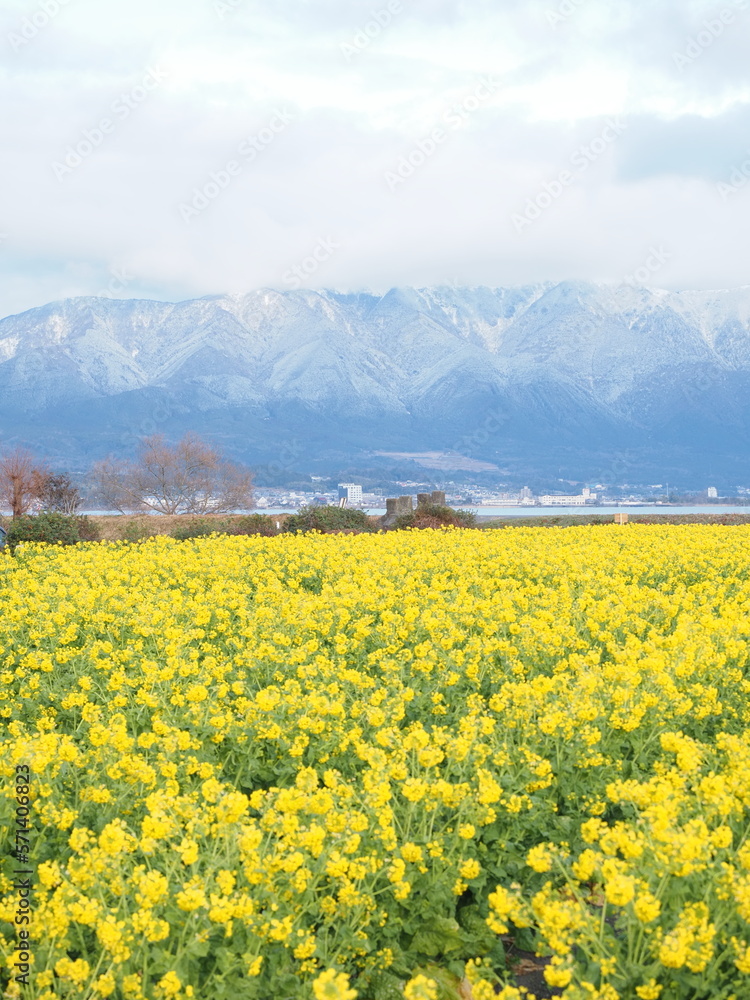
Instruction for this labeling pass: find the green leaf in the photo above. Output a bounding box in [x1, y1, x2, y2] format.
[487, 938, 506, 968]
[356, 969, 405, 1000]
[410, 916, 465, 957]
[456, 903, 496, 955]
[511, 926, 538, 953]
[186, 937, 212, 960]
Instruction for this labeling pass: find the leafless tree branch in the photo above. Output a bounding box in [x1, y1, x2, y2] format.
[88, 434, 254, 514]
[0, 448, 48, 517]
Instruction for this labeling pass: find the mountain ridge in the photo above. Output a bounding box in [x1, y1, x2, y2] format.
[2, 281, 750, 483]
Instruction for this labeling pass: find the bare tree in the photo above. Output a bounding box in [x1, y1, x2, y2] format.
[89, 456, 133, 513]
[89, 433, 254, 514]
[37, 473, 83, 515]
[0, 448, 47, 517]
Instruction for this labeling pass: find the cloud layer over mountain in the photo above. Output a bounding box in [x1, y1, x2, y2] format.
[2, 1, 750, 317]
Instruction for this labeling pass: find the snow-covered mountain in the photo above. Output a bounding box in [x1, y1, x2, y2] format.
[2, 281, 750, 482]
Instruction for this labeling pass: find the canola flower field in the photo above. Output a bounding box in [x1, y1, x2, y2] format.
[1, 526, 750, 1000]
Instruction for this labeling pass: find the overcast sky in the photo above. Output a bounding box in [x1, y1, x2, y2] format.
[1, 0, 749, 318]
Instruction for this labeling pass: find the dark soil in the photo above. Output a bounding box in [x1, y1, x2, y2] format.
[501, 943, 563, 998]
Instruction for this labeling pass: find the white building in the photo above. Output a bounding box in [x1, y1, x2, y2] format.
[338, 483, 363, 506]
[539, 495, 588, 505]
[707, 487, 718, 498]
[539, 489, 598, 506]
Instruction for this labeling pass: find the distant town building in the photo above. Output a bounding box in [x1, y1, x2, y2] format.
[539, 495, 588, 506]
[520, 486, 533, 500]
[539, 490, 597, 506]
[707, 487, 718, 498]
[338, 483, 363, 506]
[492, 494, 524, 506]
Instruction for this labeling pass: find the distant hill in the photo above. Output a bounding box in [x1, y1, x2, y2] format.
[2, 282, 750, 483]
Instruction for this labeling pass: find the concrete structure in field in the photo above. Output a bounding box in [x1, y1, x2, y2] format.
[382, 494, 414, 526]
[417, 490, 446, 507]
[382, 491, 449, 526]
[384, 495, 413, 514]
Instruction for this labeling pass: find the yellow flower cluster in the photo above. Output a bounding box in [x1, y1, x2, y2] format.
[0, 526, 749, 998]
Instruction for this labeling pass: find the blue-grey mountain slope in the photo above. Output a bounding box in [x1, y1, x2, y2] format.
[2, 282, 750, 482]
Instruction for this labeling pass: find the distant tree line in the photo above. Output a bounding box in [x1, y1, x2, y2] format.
[0, 433, 254, 517]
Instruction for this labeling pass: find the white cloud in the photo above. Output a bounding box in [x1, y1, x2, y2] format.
[1, 0, 750, 317]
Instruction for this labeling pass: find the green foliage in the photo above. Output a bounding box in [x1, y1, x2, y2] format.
[76, 516, 100, 541]
[393, 504, 477, 530]
[456, 903, 504, 964]
[409, 916, 464, 957]
[355, 969, 404, 1000]
[170, 515, 282, 540]
[6, 513, 90, 550]
[230, 514, 281, 536]
[170, 519, 217, 540]
[283, 505, 374, 534]
[123, 518, 157, 543]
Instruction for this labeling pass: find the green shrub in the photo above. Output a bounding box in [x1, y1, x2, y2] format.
[231, 514, 282, 537]
[170, 519, 219, 540]
[76, 516, 101, 541]
[123, 519, 157, 543]
[392, 503, 476, 530]
[283, 505, 374, 534]
[6, 513, 83, 549]
[170, 515, 282, 540]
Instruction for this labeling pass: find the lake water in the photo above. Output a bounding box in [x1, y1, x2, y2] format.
[456, 504, 749, 518]
[256, 504, 750, 517]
